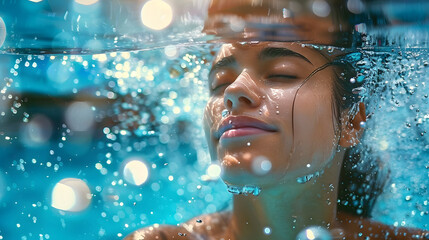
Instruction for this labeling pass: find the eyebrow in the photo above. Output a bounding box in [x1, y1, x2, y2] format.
[258, 47, 313, 65]
[209, 55, 237, 76]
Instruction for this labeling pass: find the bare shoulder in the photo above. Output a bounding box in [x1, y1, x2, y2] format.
[337, 211, 429, 240]
[124, 211, 231, 240]
[183, 211, 231, 237]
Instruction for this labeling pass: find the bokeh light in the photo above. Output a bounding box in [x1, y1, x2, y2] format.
[20, 114, 53, 146]
[206, 163, 221, 180]
[164, 45, 178, 59]
[312, 0, 331, 18]
[251, 156, 272, 175]
[65, 101, 95, 132]
[123, 159, 149, 186]
[296, 226, 332, 240]
[347, 0, 365, 14]
[51, 178, 92, 212]
[47, 61, 71, 84]
[140, 0, 173, 30]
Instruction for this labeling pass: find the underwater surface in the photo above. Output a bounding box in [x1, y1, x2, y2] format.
[0, 0, 429, 240]
[0, 46, 236, 239]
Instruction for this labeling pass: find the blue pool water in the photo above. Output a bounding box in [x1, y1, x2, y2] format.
[1, 1, 429, 239]
[0, 46, 233, 239]
[1, 44, 428, 240]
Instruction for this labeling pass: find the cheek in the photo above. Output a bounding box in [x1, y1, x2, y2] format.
[291, 80, 337, 169]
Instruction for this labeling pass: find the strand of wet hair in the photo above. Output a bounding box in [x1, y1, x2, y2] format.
[290, 62, 336, 155]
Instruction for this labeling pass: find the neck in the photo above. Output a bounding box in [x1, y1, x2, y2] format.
[228, 152, 345, 240]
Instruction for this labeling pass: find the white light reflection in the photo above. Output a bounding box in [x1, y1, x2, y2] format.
[306, 229, 316, 240]
[28, 0, 43, 2]
[296, 226, 332, 240]
[123, 160, 149, 186]
[51, 178, 92, 212]
[74, 0, 98, 5]
[141, 0, 173, 30]
[207, 164, 221, 180]
[65, 102, 95, 132]
[0, 17, 5, 48]
[312, 0, 331, 18]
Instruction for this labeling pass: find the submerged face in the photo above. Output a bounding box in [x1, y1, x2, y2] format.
[203, 42, 341, 186]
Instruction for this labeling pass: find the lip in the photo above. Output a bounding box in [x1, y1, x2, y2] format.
[216, 115, 278, 139]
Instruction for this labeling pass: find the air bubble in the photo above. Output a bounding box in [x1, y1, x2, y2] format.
[264, 227, 272, 235]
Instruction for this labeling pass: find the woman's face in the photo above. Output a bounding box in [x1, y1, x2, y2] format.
[203, 42, 340, 186]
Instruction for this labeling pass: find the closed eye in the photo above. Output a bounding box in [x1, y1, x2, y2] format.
[267, 74, 298, 80]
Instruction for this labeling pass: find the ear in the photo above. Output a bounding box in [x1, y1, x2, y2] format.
[339, 102, 366, 148]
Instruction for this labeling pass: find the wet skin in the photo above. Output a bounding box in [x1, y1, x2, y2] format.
[124, 42, 428, 240]
[203, 42, 344, 187]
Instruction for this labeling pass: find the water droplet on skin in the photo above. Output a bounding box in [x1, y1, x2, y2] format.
[350, 77, 356, 84]
[222, 109, 229, 118]
[276, 111, 280, 115]
[296, 170, 324, 184]
[326, 198, 332, 205]
[306, 164, 311, 168]
[196, 219, 202, 223]
[226, 184, 261, 196]
[247, 142, 251, 146]
[359, 121, 366, 128]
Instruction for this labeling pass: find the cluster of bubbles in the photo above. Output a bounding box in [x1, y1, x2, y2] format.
[349, 48, 429, 229]
[0, 44, 237, 240]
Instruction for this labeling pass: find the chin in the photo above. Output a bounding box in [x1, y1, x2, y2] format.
[220, 163, 287, 188]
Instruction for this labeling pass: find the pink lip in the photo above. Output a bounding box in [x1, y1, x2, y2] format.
[217, 115, 277, 139]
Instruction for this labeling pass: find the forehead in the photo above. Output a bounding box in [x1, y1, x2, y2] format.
[214, 42, 329, 66]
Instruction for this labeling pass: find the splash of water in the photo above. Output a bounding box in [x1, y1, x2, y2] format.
[296, 170, 324, 184]
[226, 184, 261, 196]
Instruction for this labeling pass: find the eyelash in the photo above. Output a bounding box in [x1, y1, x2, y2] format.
[210, 74, 298, 93]
[266, 74, 297, 80]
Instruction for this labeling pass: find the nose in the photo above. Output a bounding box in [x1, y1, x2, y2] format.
[224, 71, 261, 112]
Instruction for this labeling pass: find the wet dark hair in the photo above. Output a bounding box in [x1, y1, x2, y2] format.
[330, 54, 386, 218]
